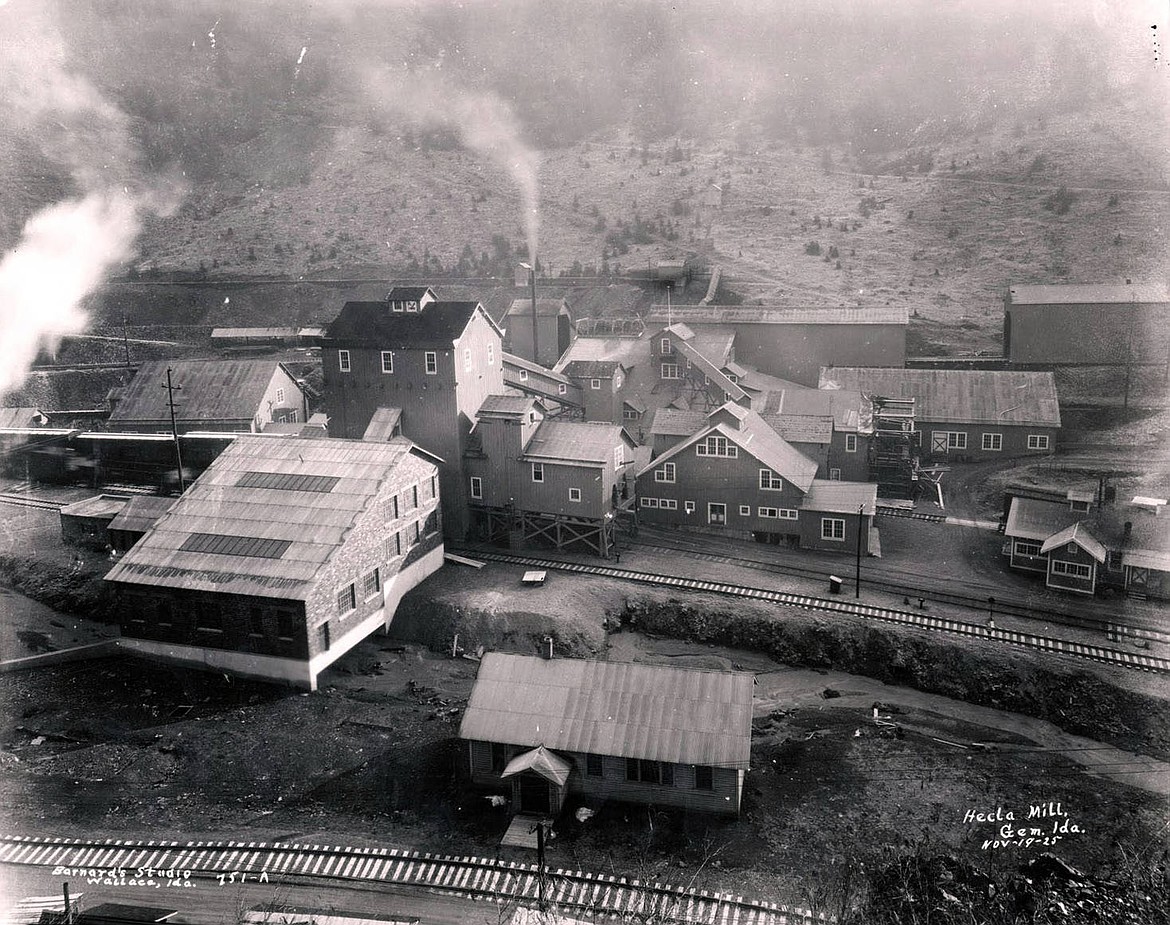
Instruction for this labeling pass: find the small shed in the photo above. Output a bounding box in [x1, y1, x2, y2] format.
[60, 494, 131, 549]
[107, 495, 176, 554]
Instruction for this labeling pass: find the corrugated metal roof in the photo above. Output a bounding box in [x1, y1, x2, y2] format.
[107, 495, 175, 535]
[803, 480, 878, 515]
[105, 436, 431, 600]
[647, 305, 909, 325]
[459, 653, 754, 768]
[522, 421, 629, 465]
[1008, 283, 1170, 305]
[108, 359, 291, 426]
[1040, 523, 1107, 562]
[818, 368, 1060, 428]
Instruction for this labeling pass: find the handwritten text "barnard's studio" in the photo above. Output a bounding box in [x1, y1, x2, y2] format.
[961, 802, 1086, 850]
[51, 866, 198, 888]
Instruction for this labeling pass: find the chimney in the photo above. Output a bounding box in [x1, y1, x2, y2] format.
[515, 265, 529, 288]
[542, 635, 554, 659]
[529, 265, 539, 366]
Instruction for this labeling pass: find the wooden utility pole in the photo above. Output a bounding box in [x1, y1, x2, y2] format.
[164, 366, 186, 493]
[855, 503, 864, 598]
[535, 821, 548, 910]
[122, 310, 131, 369]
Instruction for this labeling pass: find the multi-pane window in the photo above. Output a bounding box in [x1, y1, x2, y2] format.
[661, 363, 680, 379]
[762, 508, 799, 519]
[591, 378, 602, 390]
[696, 435, 737, 458]
[938, 431, 968, 449]
[845, 433, 858, 453]
[557, 383, 566, 395]
[276, 387, 285, 403]
[626, 758, 671, 785]
[829, 468, 842, 480]
[614, 445, 624, 468]
[623, 408, 639, 419]
[661, 337, 673, 354]
[655, 462, 676, 483]
[982, 433, 1003, 451]
[336, 583, 356, 614]
[519, 369, 529, 381]
[569, 487, 582, 502]
[684, 501, 695, 513]
[338, 350, 351, 373]
[1028, 434, 1050, 450]
[424, 351, 438, 374]
[759, 469, 783, 490]
[640, 497, 678, 510]
[388, 531, 402, 558]
[821, 518, 846, 541]
[532, 463, 544, 482]
[381, 351, 394, 373]
[1014, 541, 1042, 557]
[362, 568, 381, 599]
[470, 476, 483, 499]
[739, 505, 751, 516]
[464, 347, 473, 371]
[1052, 560, 1092, 579]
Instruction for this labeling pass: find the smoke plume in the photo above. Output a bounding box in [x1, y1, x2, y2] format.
[364, 66, 540, 261]
[0, 0, 179, 401]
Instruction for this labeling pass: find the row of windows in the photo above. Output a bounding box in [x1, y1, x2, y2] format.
[336, 566, 383, 617]
[340, 349, 468, 376]
[1051, 560, 1093, 579]
[640, 499, 801, 522]
[932, 432, 1052, 452]
[1014, 541, 1043, 558]
[696, 435, 737, 458]
[471, 475, 585, 504]
[516, 368, 570, 396]
[640, 497, 678, 510]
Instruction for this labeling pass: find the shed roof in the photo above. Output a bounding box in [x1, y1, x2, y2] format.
[1008, 283, 1170, 306]
[362, 407, 402, 442]
[479, 394, 540, 417]
[108, 359, 295, 426]
[107, 495, 176, 535]
[818, 368, 1060, 428]
[325, 300, 495, 348]
[647, 305, 909, 325]
[1003, 497, 1080, 541]
[105, 436, 431, 600]
[60, 494, 130, 519]
[561, 360, 624, 380]
[522, 421, 630, 465]
[459, 653, 754, 768]
[803, 480, 878, 516]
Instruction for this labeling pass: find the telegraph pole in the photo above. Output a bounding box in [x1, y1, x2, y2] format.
[855, 502, 864, 598]
[122, 310, 131, 369]
[535, 821, 548, 910]
[164, 367, 186, 493]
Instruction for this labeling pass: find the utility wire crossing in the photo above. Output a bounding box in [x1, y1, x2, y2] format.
[0, 836, 829, 925]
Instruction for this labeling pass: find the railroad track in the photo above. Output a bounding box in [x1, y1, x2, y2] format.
[0, 836, 827, 925]
[457, 550, 1170, 674]
[626, 533, 1170, 645]
[0, 493, 65, 513]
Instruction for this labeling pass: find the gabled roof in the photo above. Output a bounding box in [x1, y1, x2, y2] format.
[1040, 523, 1107, 563]
[667, 336, 747, 402]
[762, 384, 869, 433]
[1008, 283, 1170, 306]
[105, 436, 433, 600]
[648, 408, 705, 437]
[1004, 497, 1081, 541]
[501, 745, 572, 787]
[555, 336, 649, 370]
[561, 360, 624, 380]
[803, 479, 877, 516]
[521, 421, 632, 466]
[108, 359, 297, 426]
[459, 653, 754, 768]
[506, 297, 571, 317]
[819, 368, 1060, 428]
[325, 300, 498, 348]
[641, 403, 819, 492]
[386, 285, 436, 302]
[478, 394, 540, 418]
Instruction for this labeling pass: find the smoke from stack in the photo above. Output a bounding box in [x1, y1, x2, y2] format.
[0, 0, 181, 401]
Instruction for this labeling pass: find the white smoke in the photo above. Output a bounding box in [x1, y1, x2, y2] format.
[364, 66, 540, 262]
[0, 0, 180, 402]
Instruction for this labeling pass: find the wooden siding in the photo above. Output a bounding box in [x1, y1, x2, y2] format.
[799, 509, 872, 555]
[1005, 300, 1170, 365]
[571, 376, 624, 425]
[1009, 539, 1048, 573]
[924, 424, 1058, 462]
[728, 321, 906, 386]
[1045, 542, 1097, 595]
[826, 431, 869, 481]
[467, 740, 741, 815]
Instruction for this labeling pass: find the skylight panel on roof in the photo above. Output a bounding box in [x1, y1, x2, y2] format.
[179, 532, 293, 559]
[235, 471, 341, 493]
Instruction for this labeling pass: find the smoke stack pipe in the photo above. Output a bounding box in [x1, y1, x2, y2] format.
[530, 265, 539, 366]
[542, 635, 553, 659]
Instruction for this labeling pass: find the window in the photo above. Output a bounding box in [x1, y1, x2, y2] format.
[685, 501, 695, 513]
[1106, 550, 1124, 571]
[569, 487, 582, 502]
[694, 765, 714, 790]
[696, 435, 737, 458]
[491, 743, 507, 773]
[661, 498, 677, 510]
[195, 602, 223, 634]
[1052, 560, 1092, 579]
[586, 754, 603, 777]
[641, 497, 659, 508]
[464, 347, 473, 371]
[276, 610, 296, 640]
[381, 351, 394, 374]
[623, 408, 639, 420]
[248, 607, 265, 637]
[845, 433, 858, 453]
[1070, 500, 1090, 513]
[591, 378, 602, 390]
[519, 369, 529, 381]
[156, 600, 173, 628]
[661, 337, 673, 354]
[388, 496, 399, 520]
[759, 507, 779, 518]
[487, 343, 494, 366]
[532, 462, 544, 482]
[982, 433, 1003, 452]
[739, 505, 751, 516]
[829, 468, 842, 481]
[759, 507, 799, 519]
[338, 350, 351, 373]
[405, 300, 418, 312]
[626, 758, 669, 784]
[945, 432, 968, 450]
[821, 518, 846, 541]
[1028, 434, 1050, 451]
[557, 383, 566, 395]
[470, 476, 483, 500]
[337, 583, 356, 614]
[412, 520, 421, 543]
[759, 469, 783, 491]
[726, 373, 739, 384]
[388, 531, 402, 558]
[1010, 540, 1039, 557]
[1066, 542, 1078, 554]
[614, 445, 624, 468]
[392, 301, 404, 313]
[362, 568, 381, 599]
[320, 622, 331, 651]
[426, 475, 436, 500]
[655, 462, 676, 483]
[276, 387, 286, 404]
[661, 363, 680, 379]
[424, 351, 438, 375]
[708, 502, 726, 525]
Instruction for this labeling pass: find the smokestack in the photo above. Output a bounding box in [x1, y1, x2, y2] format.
[519, 261, 538, 365]
[542, 635, 553, 659]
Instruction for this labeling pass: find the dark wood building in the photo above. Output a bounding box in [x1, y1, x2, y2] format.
[460, 652, 754, 816]
[502, 296, 573, 368]
[105, 435, 444, 689]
